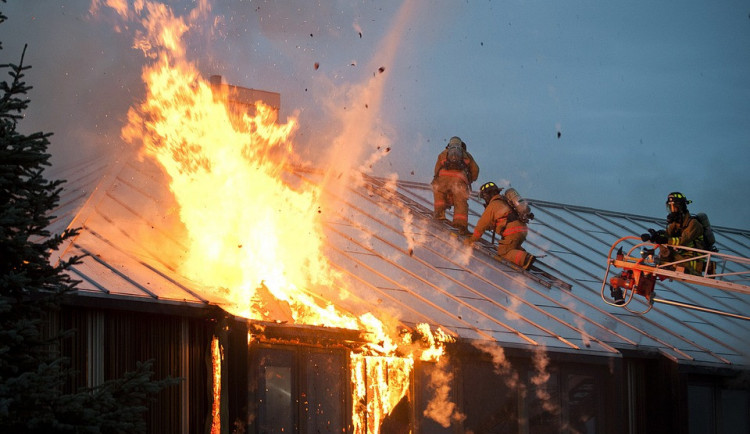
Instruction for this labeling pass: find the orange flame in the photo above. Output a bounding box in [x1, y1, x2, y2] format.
[210, 336, 222, 434]
[351, 354, 413, 433]
[120, 4, 362, 328]
[103, 1, 462, 431]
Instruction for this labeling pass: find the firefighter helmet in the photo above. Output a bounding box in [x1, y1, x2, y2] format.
[448, 136, 467, 151]
[479, 181, 502, 205]
[666, 192, 691, 214]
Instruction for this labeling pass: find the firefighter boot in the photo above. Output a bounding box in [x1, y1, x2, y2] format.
[523, 254, 536, 270]
[451, 219, 469, 235]
[610, 287, 625, 305]
[434, 208, 446, 221]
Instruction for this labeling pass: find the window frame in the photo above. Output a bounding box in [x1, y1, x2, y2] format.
[247, 344, 349, 434]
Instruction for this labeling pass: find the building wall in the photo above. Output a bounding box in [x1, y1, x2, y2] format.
[242, 340, 623, 434]
[424, 348, 622, 434]
[622, 357, 750, 434]
[242, 339, 750, 433]
[60, 304, 216, 433]
[57, 304, 750, 433]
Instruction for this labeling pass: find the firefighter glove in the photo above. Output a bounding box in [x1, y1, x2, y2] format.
[648, 229, 668, 244]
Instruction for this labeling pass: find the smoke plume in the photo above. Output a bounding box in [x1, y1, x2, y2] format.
[422, 356, 466, 428]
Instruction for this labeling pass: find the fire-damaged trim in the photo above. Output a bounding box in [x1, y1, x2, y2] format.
[247, 320, 370, 349]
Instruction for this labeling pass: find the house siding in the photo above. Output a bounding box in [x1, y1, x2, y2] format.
[59, 304, 216, 433]
[54, 301, 750, 433]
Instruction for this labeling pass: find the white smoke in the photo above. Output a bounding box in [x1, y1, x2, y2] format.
[472, 340, 520, 390]
[422, 356, 466, 428]
[562, 293, 592, 348]
[530, 345, 559, 415]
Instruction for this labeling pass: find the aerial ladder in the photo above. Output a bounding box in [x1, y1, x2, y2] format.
[600, 236, 750, 320]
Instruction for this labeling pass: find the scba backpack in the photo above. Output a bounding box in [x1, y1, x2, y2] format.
[504, 188, 535, 223]
[444, 141, 466, 171]
[693, 212, 717, 251]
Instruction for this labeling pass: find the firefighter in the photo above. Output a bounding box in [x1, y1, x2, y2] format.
[431, 136, 479, 235]
[642, 192, 705, 275]
[464, 182, 536, 270]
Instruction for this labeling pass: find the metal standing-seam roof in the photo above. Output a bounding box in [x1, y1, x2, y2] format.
[50, 155, 750, 368]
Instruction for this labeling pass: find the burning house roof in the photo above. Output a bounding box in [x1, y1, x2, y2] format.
[51, 150, 750, 368]
[19, 2, 747, 431]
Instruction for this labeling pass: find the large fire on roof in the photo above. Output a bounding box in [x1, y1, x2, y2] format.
[95, 0, 461, 431]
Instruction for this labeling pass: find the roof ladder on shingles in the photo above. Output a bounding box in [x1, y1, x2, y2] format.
[363, 175, 573, 291]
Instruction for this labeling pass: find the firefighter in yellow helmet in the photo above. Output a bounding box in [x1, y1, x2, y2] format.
[642, 192, 706, 275]
[431, 136, 480, 235]
[465, 182, 536, 270]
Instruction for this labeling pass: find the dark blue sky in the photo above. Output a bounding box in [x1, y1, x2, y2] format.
[3, 0, 749, 229]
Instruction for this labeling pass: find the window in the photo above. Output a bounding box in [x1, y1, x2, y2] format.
[250, 346, 347, 434]
[718, 389, 749, 434]
[460, 360, 519, 434]
[255, 349, 295, 433]
[304, 351, 346, 433]
[526, 370, 561, 434]
[415, 361, 455, 434]
[688, 384, 715, 434]
[457, 357, 606, 434]
[565, 374, 598, 434]
[688, 381, 750, 434]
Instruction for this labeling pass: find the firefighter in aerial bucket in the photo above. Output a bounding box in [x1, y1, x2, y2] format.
[431, 136, 479, 235]
[464, 182, 536, 270]
[641, 192, 709, 275]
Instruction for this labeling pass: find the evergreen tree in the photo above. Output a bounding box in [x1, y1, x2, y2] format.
[0, 4, 177, 433]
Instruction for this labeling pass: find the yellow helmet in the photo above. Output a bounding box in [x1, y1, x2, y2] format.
[479, 182, 502, 205]
[666, 192, 691, 214]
